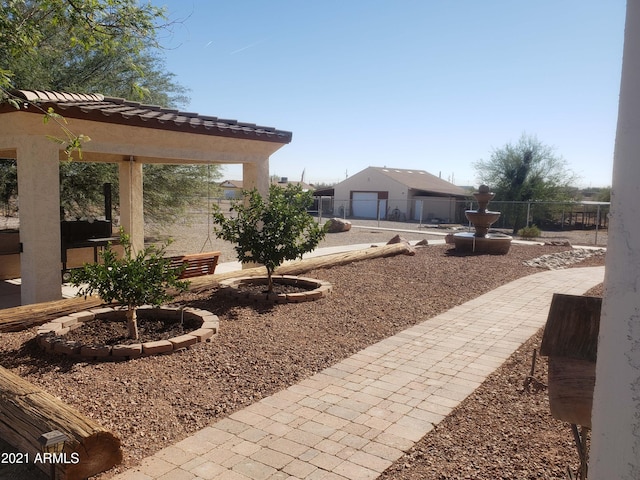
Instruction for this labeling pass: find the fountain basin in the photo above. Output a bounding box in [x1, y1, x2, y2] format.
[465, 210, 501, 227]
[452, 231, 513, 255]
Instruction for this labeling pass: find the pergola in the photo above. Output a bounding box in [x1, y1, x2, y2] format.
[0, 90, 292, 305]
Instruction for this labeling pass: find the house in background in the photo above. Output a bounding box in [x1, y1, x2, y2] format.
[220, 177, 313, 199]
[220, 180, 244, 199]
[332, 166, 468, 222]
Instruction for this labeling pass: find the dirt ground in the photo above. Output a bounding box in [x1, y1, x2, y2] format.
[0, 238, 605, 480]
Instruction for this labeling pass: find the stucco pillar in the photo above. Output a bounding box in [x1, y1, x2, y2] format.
[242, 159, 270, 197]
[118, 158, 144, 253]
[241, 159, 269, 269]
[16, 136, 62, 304]
[589, 2, 640, 478]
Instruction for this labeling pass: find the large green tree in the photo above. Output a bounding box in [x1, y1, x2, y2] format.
[473, 134, 578, 231]
[1, 0, 166, 96]
[1, 0, 221, 225]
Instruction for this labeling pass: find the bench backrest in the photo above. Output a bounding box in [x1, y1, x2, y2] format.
[168, 251, 221, 279]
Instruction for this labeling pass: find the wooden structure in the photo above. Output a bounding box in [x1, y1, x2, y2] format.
[540, 293, 602, 428]
[540, 293, 601, 480]
[169, 251, 221, 279]
[0, 366, 122, 479]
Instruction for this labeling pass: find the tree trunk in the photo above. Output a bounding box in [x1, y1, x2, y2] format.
[126, 306, 139, 340]
[266, 268, 274, 293]
[0, 366, 122, 480]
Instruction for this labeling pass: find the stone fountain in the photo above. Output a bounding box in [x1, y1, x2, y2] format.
[453, 185, 512, 254]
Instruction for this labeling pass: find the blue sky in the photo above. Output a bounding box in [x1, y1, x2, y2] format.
[156, 1, 625, 188]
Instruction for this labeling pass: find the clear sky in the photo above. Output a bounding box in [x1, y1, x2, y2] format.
[156, 1, 625, 188]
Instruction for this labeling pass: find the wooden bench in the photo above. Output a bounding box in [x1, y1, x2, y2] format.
[168, 251, 221, 279]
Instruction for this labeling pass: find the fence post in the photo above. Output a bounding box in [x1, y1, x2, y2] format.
[595, 204, 600, 245]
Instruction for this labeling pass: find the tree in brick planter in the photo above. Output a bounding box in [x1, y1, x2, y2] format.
[70, 229, 190, 340]
[212, 184, 327, 293]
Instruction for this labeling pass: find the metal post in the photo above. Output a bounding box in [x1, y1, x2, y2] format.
[595, 204, 600, 245]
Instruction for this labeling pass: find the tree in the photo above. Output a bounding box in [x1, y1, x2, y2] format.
[71, 229, 189, 339]
[0, 159, 17, 214]
[473, 133, 578, 231]
[1, 0, 166, 98]
[0, 0, 221, 226]
[212, 184, 327, 292]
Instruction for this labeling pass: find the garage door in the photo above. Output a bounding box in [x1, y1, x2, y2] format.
[352, 192, 379, 218]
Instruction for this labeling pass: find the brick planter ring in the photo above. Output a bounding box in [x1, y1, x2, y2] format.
[218, 275, 332, 303]
[36, 306, 219, 361]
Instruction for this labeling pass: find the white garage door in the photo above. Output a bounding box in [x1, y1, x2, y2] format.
[352, 192, 379, 218]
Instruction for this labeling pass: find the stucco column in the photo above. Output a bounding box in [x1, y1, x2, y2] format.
[589, 2, 640, 478]
[242, 158, 270, 197]
[118, 158, 144, 253]
[241, 159, 269, 269]
[16, 136, 62, 304]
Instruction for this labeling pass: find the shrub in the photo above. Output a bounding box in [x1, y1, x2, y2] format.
[517, 225, 542, 238]
[70, 229, 190, 340]
[212, 184, 327, 292]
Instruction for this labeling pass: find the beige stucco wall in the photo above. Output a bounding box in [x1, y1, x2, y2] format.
[589, 1, 640, 477]
[333, 168, 411, 218]
[15, 135, 62, 304]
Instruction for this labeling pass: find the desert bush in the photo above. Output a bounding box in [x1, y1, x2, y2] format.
[517, 225, 541, 238]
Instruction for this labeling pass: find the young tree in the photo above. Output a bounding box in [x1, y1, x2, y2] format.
[473, 133, 579, 231]
[71, 230, 189, 340]
[212, 184, 327, 292]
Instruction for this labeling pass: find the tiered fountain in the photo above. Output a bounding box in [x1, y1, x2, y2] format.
[453, 185, 512, 254]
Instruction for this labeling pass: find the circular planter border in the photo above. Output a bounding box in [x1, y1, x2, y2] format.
[218, 275, 332, 304]
[36, 306, 219, 361]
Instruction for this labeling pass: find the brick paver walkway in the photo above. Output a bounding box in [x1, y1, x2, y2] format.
[112, 266, 605, 480]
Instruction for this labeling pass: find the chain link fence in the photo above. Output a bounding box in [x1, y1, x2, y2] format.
[311, 196, 609, 233]
[2, 194, 609, 242]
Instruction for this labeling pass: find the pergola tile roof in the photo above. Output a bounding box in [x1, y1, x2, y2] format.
[4, 89, 292, 144]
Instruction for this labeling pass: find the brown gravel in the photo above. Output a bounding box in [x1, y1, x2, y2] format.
[0, 239, 605, 479]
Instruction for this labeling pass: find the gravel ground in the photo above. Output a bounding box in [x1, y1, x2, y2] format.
[0, 232, 605, 480]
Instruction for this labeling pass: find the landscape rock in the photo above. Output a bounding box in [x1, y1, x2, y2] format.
[523, 248, 606, 270]
[386, 234, 409, 245]
[544, 240, 572, 247]
[325, 217, 352, 233]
